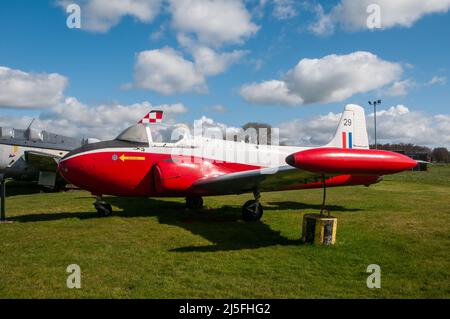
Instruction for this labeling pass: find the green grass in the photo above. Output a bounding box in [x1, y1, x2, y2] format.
[1, 165, 449, 298]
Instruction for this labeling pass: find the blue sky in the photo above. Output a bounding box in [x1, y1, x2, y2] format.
[0, 0, 449, 147]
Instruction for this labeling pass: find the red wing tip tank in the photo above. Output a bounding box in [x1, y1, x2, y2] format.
[285, 148, 418, 175]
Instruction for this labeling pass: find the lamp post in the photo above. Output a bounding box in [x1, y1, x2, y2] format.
[0, 174, 5, 222]
[368, 100, 381, 149]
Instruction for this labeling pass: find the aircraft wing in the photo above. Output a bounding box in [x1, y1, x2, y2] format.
[192, 165, 327, 195]
[24, 151, 61, 172]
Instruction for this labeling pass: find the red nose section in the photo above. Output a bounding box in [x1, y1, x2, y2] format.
[286, 148, 418, 175]
[58, 151, 154, 196]
[58, 154, 96, 191]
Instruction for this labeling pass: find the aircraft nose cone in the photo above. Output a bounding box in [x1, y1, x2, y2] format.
[285, 154, 295, 166]
[58, 151, 95, 188]
[58, 157, 75, 184]
[58, 149, 78, 180]
[285, 152, 306, 168]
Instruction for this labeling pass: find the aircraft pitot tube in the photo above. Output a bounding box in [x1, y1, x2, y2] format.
[285, 148, 418, 175]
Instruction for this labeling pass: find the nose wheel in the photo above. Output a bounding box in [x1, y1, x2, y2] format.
[94, 196, 112, 217]
[242, 190, 263, 222]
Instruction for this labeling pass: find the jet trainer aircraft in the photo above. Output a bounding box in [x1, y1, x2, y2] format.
[58, 105, 417, 220]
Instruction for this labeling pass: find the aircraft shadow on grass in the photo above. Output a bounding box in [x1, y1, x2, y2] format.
[10, 196, 360, 252]
[265, 201, 361, 212]
[4, 182, 43, 197]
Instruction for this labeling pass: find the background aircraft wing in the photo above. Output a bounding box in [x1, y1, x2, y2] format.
[192, 165, 329, 195]
[24, 151, 61, 172]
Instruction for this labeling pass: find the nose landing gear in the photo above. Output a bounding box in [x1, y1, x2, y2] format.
[94, 195, 112, 217]
[242, 190, 263, 222]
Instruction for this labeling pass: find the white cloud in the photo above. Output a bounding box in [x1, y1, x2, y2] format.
[190, 46, 247, 76]
[0, 66, 68, 108]
[311, 0, 450, 35]
[385, 79, 415, 96]
[133, 38, 246, 94]
[0, 97, 187, 140]
[374, 104, 410, 117]
[149, 23, 166, 41]
[240, 80, 304, 106]
[309, 4, 334, 35]
[195, 115, 230, 131]
[169, 0, 259, 46]
[177, 34, 247, 76]
[278, 105, 450, 148]
[252, 0, 298, 20]
[59, 0, 162, 32]
[192, 115, 241, 138]
[369, 105, 446, 146]
[252, 0, 268, 19]
[205, 104, 227, 113]
[133, 47, 206, 95]
[241, 51, 403, 106]
[60, 1, 255, 95]
[272, 0, 298, 20]
[279, 111, 342, 146]
[427, 76, 447, 85]
[3, 102, 449, 148]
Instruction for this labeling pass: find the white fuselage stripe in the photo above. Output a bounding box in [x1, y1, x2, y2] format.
[61, 139, 311, 168]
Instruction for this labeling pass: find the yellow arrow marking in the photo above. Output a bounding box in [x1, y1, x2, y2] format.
[119, 154, 146, 162]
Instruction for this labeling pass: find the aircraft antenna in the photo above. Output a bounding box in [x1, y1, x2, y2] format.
[27, 118, 35, 129]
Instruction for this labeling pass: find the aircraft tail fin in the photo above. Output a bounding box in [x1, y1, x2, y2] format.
[138, 110, 163, 124]
[324, 104, 369, 149]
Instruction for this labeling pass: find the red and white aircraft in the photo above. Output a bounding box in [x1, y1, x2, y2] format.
[58, 105, 417, 220]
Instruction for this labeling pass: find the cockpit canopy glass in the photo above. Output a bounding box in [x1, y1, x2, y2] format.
[115, 124, 148, 144]
[115, 124, 190, 146]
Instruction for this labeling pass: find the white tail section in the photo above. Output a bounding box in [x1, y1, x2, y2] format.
[324, 104, 369, 149]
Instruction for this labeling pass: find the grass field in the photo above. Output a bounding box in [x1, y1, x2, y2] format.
[1, 165, 449, 298]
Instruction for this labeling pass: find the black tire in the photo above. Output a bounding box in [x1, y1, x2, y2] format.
[242, 200, 263, 222]
[40, 186, 54, 193]
[53, 180, 67, 192]
[95, 203, 112, 217]
[186, 196, 204, 209]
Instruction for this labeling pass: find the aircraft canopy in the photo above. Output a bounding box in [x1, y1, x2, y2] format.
[115, 124, 190, 145]
[115, 124, 148, 144]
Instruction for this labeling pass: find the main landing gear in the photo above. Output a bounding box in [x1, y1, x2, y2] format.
[186, 196, 204, 210]
[185, 192, 263, 222]
[94, 195, 112, 217]
[242, 190, 263, 222]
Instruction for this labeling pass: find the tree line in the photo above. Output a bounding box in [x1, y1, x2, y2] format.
[370, 143, 450, 163]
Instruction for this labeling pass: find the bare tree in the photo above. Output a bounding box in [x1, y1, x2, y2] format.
[431, 147, 450, 163]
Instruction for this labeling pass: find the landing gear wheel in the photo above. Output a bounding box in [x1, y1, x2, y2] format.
[186, 196, 203, 210]
[242, 200, 263, 222]
[95, 202, 112, 217]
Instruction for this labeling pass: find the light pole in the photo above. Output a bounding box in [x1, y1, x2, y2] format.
[368, 99, 381, 149]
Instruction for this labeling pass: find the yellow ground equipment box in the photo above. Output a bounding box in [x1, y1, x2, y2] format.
[301, 213, 337, 245]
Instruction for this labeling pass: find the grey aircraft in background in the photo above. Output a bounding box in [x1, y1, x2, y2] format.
[0, 124, 98, 190]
